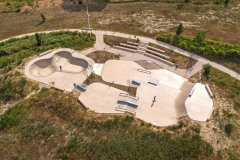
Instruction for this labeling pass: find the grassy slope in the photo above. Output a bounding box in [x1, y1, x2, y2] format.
[208, 68, 240, 110]
[0, 88, 214, 159]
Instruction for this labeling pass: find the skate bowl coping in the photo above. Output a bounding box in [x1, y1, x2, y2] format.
[29, 51, 88, 77]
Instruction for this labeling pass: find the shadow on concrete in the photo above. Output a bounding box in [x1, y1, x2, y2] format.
[61, 0, 107, 12]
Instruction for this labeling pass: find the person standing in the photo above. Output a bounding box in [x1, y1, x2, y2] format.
[59, 65, 62, 72]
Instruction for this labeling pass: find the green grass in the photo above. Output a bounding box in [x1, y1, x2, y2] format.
[0, 31, 95, 73]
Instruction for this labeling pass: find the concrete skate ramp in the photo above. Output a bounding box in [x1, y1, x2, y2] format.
[29, 51, 88, 77]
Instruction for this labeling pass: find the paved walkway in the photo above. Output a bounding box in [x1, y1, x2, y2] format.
[1, 29, 239, 80]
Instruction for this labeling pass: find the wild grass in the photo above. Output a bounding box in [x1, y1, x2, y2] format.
[0, 88, 215, 159]
[0, 31, 95, 73]
[207, 67, 240, 109]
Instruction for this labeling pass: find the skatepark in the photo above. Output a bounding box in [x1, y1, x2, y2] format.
[29, 51, 88, 77]
[25, 48, 94, 92]
[24, 31, 214, 127]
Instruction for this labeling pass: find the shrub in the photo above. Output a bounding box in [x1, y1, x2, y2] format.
[176, 23, 183, 37]
[124, 115, 134, 123]
[189, 45, 196, 52]
[0, 50, 7, 56]
[67, 137, 79, 151]
[203, 64, 212, 78]
[35, 33, 43, 46]
[0, 105, 24, 130]
[224, 123, 233, 136]
[0, 57, 12, 68]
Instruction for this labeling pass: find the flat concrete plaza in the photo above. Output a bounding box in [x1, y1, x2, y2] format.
[79, 82, 127, 114]
[136, 82, 193, 126]
[25, 48, 94, 92]
[102, 60, 188, 90]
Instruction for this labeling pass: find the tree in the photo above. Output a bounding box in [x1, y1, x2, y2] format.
[35, 33, 42, 46]
[176, 23, 183, 37]
[203, 64, 212, 78]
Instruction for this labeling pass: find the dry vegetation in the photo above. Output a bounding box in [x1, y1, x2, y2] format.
[188, 68, 240, 159]
[84, 73, 137, 96]
[86, 51, 120, 63]
[0, 0, 239, 44]
[149, 43, 197, 69]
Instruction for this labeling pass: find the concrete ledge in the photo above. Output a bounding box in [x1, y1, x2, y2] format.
[146, 49, 169, 60]
[113, 45, 136, 52]
[205, 84, 213, 98]
[148, 45, 165, 53]
[39, 50, 53, 57]
[127, 41, 139, 46]
[120, 43, 138, 49]
[144, 52, 174, 66]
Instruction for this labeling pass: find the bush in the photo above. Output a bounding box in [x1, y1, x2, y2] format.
[224, 123, 233, 136]
[124, 115, 134, 123]
[203, 64, 212, 78]
[156, 32, 240, 60]
[67, 137, 78, 151]
[0, 50, 7, 56]
[0, 57, 12, 68]
[0, 105, 25, 130]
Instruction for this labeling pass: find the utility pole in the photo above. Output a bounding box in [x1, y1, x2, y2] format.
[86, 0, 91, 37]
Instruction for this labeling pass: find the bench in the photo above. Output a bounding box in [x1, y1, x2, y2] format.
[147, 45, 165, 53]
[74, 83, 87, 92]
[127, 41, 139, 46]
[131, 80, 141, 85]
[144, 52, 175, 66]
[120, 43, 138, 49]
[146, 49, 169, 60]
[117, 99, 138, 108]
[148, 78, 159, 86]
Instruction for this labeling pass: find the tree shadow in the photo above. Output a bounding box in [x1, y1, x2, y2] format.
[61, 0, 107, 13]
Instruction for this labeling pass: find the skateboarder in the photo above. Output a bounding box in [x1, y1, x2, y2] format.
[153, 96, 156, 102]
